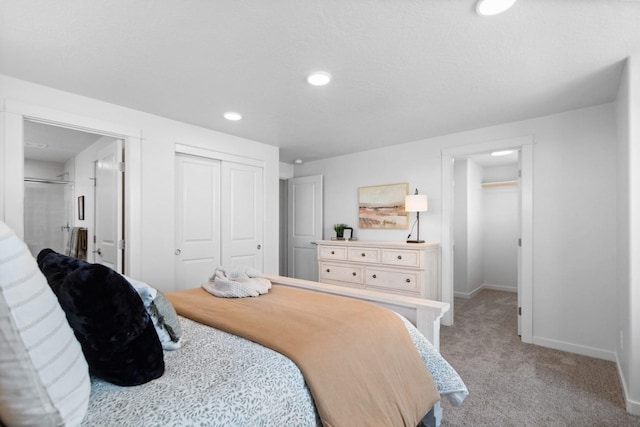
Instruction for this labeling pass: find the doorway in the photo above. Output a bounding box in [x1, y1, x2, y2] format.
[441, 136, 533, 343]
[452, 151, 520, 326]
[22, 119, 124, 270]
[286, 174, 323, 281]
[23, 119, 102, 262]
[1, 100, 141, 277]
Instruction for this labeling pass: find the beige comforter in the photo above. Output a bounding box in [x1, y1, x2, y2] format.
[166, 284, 439, 427]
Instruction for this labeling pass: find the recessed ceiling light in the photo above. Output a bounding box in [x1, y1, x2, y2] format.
[294, 159, 303, 165]
[306, 71, 332, 86]
[491, 150, 514, 156]
[224, 112, 242, 121]
[476, 0, 517, 16]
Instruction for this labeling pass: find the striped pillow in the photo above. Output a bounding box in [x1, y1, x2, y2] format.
[0, 221, 90, 427]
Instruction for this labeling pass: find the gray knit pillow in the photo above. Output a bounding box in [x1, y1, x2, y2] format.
[149, 291, 182, 350]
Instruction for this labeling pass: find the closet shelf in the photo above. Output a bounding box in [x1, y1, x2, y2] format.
[481, 180, 518, 188]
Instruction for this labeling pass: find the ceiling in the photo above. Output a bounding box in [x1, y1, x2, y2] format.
[2, 1, 640, 164]
[24, 121, 104, 163]
[467, 150, 518, 168]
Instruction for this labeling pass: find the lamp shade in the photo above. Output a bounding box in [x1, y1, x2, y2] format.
[405, 194, 428, 212]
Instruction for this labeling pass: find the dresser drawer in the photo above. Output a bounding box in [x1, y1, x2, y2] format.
[319, 245, 348, 261]
[319, 262, 364, 285]
[381, 249, 421, 268]
[365, 267, 420, 294]
[348, 247, 381, 263]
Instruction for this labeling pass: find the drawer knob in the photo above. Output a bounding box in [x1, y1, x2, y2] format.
[326, 269, 330, 273]
[372, 274, 377, 279]
[397, 255, 402, 260]
[331, 251, 335, 254]
[361, 253, 366, 257]
[352, 272, 357, 276]
[405, 278, 411, 283]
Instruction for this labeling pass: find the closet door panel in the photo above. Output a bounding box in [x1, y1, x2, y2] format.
[174, 154, 221, 289]
[221, 162, 264, 270]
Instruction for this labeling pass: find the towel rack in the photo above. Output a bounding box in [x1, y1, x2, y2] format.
[24, 177, 73, 185]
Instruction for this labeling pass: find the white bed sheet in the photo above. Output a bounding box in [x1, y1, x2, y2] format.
[83, 315, 467, 426]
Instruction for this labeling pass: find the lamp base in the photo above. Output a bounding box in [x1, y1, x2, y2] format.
[406, 239, 425, 244]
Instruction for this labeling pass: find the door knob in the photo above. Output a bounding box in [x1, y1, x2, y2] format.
[257, 244, 262, 250]
[175, 249, 181, 255]
[93, 248, 102, 256]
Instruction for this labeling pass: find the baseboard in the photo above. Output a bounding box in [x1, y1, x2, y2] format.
[532, 336, 616, 362]
[616, 355, 640, 416]
[453, 286, 483, 299]
[454, 283, 516, 299]
[482, 283, 517, 293]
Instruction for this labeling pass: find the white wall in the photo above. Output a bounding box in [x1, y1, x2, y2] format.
[616, 55, 640, 415]
[482, 186, 518, 290]
[483, 165, 518, 291]
[24, 159, 65, 180]
[453, 158, 485, 297]
[296, 102, 618, 360]
[0, 74, 280, 291]
[483, 165, 518, 183]
[453, 160, 469, 295]
[23, 160, 71, 256]
[467, 159, 484, 294]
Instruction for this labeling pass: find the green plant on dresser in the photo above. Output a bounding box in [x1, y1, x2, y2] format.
[333, 223, 348, 238]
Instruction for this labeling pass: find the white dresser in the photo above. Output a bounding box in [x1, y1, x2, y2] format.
[316, 240, 439, 300]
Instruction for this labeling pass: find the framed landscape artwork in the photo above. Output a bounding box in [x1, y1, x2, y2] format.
[358, 183, 409, 229]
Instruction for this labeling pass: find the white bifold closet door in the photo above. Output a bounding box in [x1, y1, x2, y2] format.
[220, 161, 263, 271]
[175, 154, 221, 290]
[175, 153, 263, 290]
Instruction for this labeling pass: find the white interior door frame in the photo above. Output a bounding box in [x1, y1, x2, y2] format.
[1, 99, 142, 278]
[441, 136, 533, 343]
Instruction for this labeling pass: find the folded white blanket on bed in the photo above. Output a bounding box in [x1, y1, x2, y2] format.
[203, 266, 271, 298]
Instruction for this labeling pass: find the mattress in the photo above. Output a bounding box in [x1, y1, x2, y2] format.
[83, 315, 467, 426]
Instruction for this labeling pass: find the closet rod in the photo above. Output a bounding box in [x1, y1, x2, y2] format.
[481, 180, 518, 188]
[24, 177, 73, 185]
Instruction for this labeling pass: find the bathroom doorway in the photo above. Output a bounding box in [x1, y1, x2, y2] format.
[22, 119, 122, 268]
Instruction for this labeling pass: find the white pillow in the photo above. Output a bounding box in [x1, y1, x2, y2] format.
[0, 220, 90, 427]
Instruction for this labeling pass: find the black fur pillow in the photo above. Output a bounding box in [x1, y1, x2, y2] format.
[58, 264, 164, 386]
[37, 249, 164, 386]
[36, 248, 88, 293]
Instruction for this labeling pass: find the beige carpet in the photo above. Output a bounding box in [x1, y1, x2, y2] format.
[439, 289, 640, 427]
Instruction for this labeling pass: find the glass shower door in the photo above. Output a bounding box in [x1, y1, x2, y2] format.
[23, 180, 73, 258]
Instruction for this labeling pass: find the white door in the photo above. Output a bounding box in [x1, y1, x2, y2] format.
[95, 139, 123, 273]
[517, 150, 523, 336]
[287, 175, 323, 281]
[221, 162, 263, 270]
[175, 154, 221, 290]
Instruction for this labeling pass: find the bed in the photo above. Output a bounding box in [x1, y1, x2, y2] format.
[0, 223, 467, 427]
[85, 313, 466, 426]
